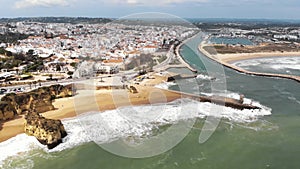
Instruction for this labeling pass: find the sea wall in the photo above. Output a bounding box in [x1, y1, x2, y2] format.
[175, 34, 198, 73]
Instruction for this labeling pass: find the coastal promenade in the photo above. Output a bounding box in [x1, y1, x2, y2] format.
[199, 42, 300, 83]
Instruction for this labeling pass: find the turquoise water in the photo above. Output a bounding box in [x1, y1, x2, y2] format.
[209, 37, 254, 45]
[1, 34, 300, 169]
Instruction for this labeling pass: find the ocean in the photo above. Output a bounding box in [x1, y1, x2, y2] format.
[0, 34, 299, 169]
[232, 57, 300, 76]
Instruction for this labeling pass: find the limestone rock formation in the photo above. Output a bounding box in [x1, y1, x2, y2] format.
[48, 84, 74, 98]
[0, 84, 74, 121]
[24, 111, 67, 149]
[0, 102, 15, 121]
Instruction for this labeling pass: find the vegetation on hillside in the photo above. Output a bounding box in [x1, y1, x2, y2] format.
[0, 32, 29, 44]
[0, 48, 44, 72]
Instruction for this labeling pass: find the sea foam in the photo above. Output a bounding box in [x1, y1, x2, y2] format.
[154, 82, 177, 89]
[196, 74, 215, 80]
[233, 57, 300, 72]
[0, 98, 271, 166]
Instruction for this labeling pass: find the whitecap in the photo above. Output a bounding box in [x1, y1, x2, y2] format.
[233, 56, 300, 74]
[196, 74, 215, 80]
[154, 82, 177, 89]
[0, 134, 44, 167]
[0, 98, 272, 165]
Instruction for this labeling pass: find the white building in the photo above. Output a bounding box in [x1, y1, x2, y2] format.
[142, 45, 158, 53]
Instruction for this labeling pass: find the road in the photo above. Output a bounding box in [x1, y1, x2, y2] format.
[0, 48, 176, 96]
[0, 70, 139, 97]
[153, 45, 174, 71]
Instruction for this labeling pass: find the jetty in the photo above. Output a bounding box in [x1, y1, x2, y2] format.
[165, 72, 197, 82]
[137, 72, 260, 110]
[159, 88, 260, 110]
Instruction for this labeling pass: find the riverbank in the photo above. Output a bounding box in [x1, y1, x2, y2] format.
[175, 34, 198, 72]
[199, 42, 300, 82]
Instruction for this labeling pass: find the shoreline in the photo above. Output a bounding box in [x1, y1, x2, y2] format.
[218, 52, 300, 63]
[0, 82, 183, 143]
[0, 33, 271, 143]
[175, 33, 199, 73]
[0, 34, 201, 143]
[198, 42, 300, 82]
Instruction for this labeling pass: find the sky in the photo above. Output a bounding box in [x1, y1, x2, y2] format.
[0, 0, 299, 19]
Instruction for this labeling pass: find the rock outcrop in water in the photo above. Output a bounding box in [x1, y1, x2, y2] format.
[24, 111, 67, 149]
[0, 84, 73, 121]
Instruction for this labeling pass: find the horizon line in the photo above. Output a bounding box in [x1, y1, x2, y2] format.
[0, 16, 300, 22]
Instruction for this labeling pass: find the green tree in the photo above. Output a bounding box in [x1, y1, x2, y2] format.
[56, 64, 61, 72]
[70, 62, 77, 68]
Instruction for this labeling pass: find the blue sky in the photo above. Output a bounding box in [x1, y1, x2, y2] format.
[0, 0, 299, 19]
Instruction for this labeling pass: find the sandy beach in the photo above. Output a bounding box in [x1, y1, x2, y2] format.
[217, 51, 300, 63]
[3, 38, 299, 143]
[0, 40, 198, 143]
[199, 43, 300, 82]
[199, 37, 300, 63]
[0, 75, 182, 142]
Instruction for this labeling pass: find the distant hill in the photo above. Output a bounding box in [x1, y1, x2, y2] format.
[0, 17, 113, 24]
[188, 18, 300, 31]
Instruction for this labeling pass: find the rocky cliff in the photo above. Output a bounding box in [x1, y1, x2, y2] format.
[24, 111, 67, 149]
[0, 84, 73, 122]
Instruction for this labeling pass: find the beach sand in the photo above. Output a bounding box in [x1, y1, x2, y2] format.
[199, 43, 300, 82]
[199, 39, 300, 63]
[217, 51, 300, 63]
[0, 75, 182, 142]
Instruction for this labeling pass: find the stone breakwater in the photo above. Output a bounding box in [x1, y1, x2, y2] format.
[0, 84, 73, 121]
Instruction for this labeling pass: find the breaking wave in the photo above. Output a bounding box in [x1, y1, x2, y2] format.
[232, 57, 300, 76]
[0, 98, 271, 167]
[154, 82, 177, 89]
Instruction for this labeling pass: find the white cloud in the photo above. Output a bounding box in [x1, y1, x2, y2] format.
[14, 0, 69, 9]
[13, 0, 209, 9]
